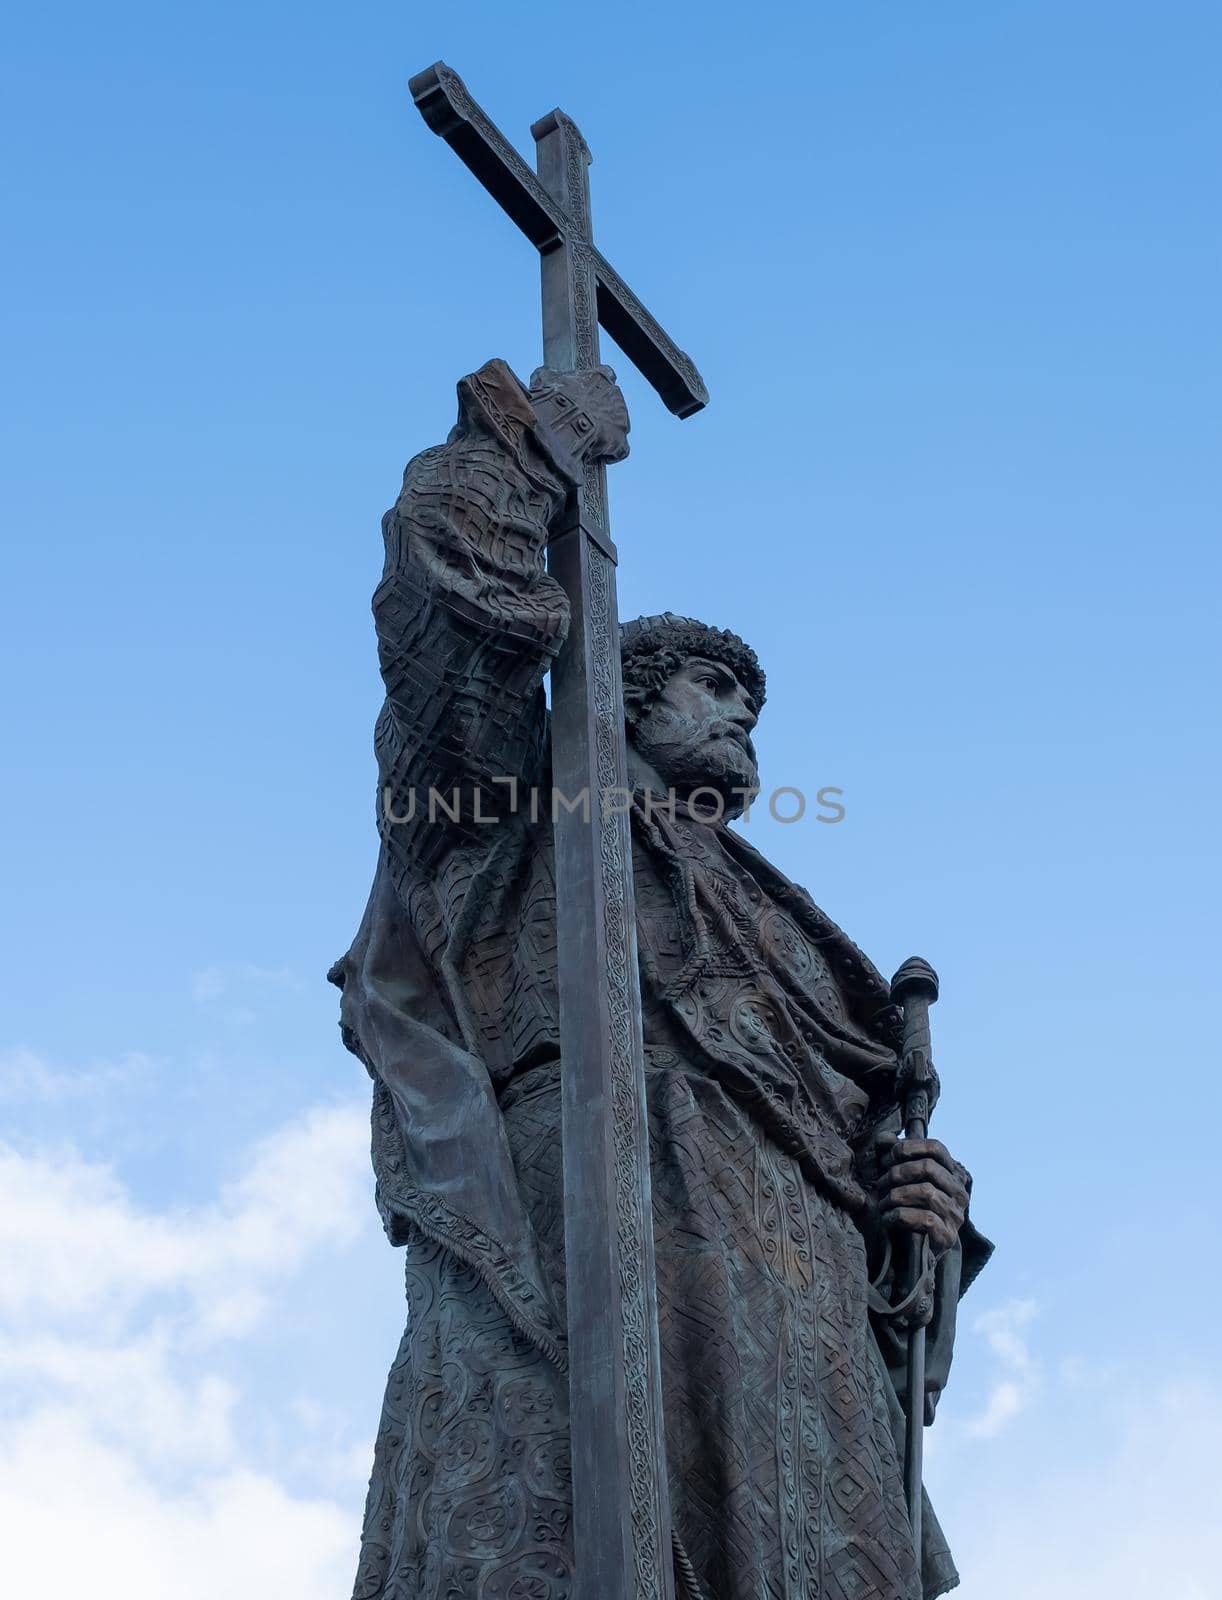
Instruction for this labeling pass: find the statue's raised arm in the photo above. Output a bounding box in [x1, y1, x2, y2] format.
[372, 357, 628, 879]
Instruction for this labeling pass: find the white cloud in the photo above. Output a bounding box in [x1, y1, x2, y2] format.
[0, 1045, 153, 1104]
[0, 1097, 373, 1599]
[949, 1377, 1222, 1599]
[288, 1397, 382, 1490]
[0, 1332, 238, 1466]
[192, 964, 303, 1006]
[964, 1296, 1040, 1438]
[8, 1090, 1217, 1600]
[925, 1298, 1222, 1598]
[0, 1101, 369, 1337]
[0, 1409, 354, 1600]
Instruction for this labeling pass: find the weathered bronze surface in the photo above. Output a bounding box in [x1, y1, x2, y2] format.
[332, 65, 992, 1600]
[407, 61, 708, 1600]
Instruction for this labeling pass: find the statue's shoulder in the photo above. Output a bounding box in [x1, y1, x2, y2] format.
[454, 358, 537, 440]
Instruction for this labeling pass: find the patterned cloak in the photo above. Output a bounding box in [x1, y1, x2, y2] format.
[330, 360, 991, 1600]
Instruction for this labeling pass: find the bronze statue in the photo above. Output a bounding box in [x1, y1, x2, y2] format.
[331, 358, 992, 1600]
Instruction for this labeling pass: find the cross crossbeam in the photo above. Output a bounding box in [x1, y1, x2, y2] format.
[410, 64, 708, 420]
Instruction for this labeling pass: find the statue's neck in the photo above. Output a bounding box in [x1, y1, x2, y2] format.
[624, 742, 741, 824]
[625, 741, 668, 795]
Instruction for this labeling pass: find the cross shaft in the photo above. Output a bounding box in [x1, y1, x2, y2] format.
[409, 61, 707, 1600]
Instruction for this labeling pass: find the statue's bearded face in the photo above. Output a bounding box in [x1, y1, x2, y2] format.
[628, 656, 759, 806]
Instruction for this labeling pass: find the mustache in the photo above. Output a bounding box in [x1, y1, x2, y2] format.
[710, 721, 757, 763]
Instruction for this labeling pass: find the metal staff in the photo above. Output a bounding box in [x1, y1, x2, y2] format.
[889, 955, 940, 1558]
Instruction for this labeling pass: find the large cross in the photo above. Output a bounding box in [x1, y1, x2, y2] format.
[410, 62, 708, 1600]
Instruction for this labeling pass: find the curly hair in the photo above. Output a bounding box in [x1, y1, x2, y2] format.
[619, 613, 765, 727]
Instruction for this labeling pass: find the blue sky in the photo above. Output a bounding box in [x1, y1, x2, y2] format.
[2, 2, 1220, 1594]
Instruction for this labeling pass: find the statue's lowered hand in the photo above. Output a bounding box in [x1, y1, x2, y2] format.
[529, 364, 631, 472]
[876, 1134, 970, 1259]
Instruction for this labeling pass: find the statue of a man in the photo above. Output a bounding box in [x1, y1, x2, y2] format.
[331, 360, 992, 1600]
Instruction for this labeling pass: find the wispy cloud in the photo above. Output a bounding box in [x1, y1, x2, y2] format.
[948, 1376, 1222, 1598]
[0, 1332, 238, 1467]
[0, 1102, 369, 1337]
[923, 1294, 1222, 1596]
[192, 966, 228, 1004]
[191, 964, 304, 1006]
[0, 1046, 153, 1105]
[965, 1296, 1040, 1438]
[0, 1097, 372, 1598]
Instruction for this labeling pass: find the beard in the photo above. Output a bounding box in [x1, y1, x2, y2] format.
[628, 708, 759, 811]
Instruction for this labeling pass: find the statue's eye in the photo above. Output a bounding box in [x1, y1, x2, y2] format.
[698, 675, 720, 693]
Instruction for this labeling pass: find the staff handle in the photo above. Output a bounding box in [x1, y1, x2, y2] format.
[890, 956, 940, 1563]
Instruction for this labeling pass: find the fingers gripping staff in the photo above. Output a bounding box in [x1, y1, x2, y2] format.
[888, 956, 941, 1558]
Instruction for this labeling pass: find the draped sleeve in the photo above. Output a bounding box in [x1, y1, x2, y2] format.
[372, 358, 573, 879]
[329, 360, 578, 1364]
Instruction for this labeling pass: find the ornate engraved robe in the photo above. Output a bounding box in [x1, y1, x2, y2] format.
[332, 361, 991, 1600]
